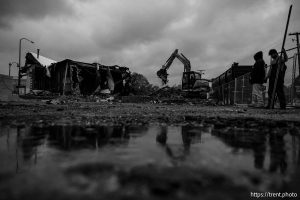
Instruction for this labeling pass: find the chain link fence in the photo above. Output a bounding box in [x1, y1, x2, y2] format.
[213, 73, 253, 105]
[213, 53, 299, 106]
[289, 53, 300, 106]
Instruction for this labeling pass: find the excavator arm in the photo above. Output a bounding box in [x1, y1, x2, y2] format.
[157, 49, 191, 84]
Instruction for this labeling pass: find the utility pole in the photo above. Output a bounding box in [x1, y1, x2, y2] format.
[9, 63, 11, 77]
[289, 32, 300, 74]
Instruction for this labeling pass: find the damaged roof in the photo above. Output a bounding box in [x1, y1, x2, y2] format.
[53, 59, 96, 69]
[50, 59, 130, 72]
[28, 52, 56, 67]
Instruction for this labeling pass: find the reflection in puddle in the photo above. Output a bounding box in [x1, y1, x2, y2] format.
[1, 125, 299, 174]
[212, 127, 296, 175]
[0, 123, 300, 198]
[156, 126, 204, 164]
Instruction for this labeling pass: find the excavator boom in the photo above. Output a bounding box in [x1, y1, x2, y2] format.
[156, 49, 210, 99]
[157, 49, 191, 84]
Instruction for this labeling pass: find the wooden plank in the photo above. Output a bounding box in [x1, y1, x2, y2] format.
[62, 63, 69, 95]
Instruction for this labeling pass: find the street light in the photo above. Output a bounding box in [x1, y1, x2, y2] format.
[8, 61, 18, 77]
[18, 37, 34, 94]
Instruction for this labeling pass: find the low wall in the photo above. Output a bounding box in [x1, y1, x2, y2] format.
[0, 75, 24, 101]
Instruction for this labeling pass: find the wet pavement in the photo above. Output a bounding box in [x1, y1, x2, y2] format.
[0, 121, 300, 200]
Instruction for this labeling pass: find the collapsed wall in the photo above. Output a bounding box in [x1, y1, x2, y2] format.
[48, 60, 131, 95]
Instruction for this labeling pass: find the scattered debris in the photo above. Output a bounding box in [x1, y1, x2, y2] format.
[41, 99, 65, 105]
[150, 86, 183, 99]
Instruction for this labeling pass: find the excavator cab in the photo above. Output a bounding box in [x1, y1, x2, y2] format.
[182, 71, 210, 98]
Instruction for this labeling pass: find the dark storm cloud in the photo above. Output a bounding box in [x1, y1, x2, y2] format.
[289, 0, 300, 32]
[0, 0, 75, 28]
[0, 0, 298, 85]
[90, 0, 266, 54]
[81, 0, 297, 84]
[91, 0, 187, 51]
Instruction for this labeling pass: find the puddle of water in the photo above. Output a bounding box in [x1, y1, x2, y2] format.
[0, 123, 300, 198]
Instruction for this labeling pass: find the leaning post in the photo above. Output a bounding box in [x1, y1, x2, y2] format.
[270, 5, 293, 108]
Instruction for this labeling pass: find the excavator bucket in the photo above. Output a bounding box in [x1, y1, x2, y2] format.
[157, 68, 168, 84]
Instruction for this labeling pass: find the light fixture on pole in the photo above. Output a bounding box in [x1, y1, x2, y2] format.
[8, 62, 18, 77]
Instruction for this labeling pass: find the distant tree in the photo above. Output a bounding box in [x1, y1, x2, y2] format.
[172, 84, 182, 90]
[130, 73, 158, 95]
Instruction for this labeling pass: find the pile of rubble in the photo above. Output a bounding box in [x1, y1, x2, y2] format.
[150, 86, 183, 99]
[20, 74, 213, 105]
[40, 94, 120, 105]
[23, 86, 216, 106]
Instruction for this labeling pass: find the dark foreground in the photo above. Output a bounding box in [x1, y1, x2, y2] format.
[0, 100, 300, 200]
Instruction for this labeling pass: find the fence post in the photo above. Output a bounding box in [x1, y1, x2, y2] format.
[228, 82, 231, 104]
[292, 53, 297, 105]
[234, 78, 237, 104]
[226, 83, 229, 104]
[225, 83, 227, 104]
[222, 84, 224, 105]
[242, 75, 245, 104]
[62, 63, 69, 96]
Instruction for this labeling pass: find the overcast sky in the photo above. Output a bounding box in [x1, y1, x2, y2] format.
[0, 0, 299, 85]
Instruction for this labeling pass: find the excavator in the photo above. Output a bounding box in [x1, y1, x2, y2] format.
[156, 49, 210, 98]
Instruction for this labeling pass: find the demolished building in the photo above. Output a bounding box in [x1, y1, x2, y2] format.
[22, 52, 131, 96]
[22, 51, 56, 93]
[48, 59, 131, 95]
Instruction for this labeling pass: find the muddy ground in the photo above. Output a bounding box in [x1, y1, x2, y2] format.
[0, 99, 300, 200]
[0, 99, 299, 126]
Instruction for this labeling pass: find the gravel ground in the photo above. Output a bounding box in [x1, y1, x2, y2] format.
[0, 100, 299, 126]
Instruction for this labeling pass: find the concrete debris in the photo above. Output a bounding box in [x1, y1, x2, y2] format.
[41, 99, 66, 105]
